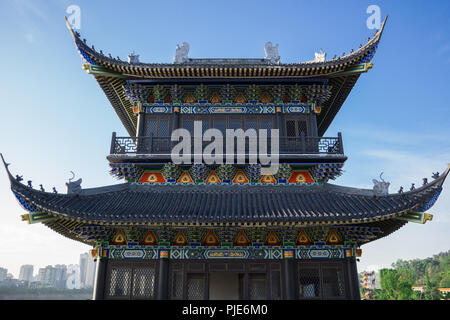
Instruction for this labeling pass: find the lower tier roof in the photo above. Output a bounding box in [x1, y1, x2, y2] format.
[4, 156, 447, 227]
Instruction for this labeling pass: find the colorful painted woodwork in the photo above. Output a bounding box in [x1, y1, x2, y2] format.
[203, 230, 219, 246]
[142, 230, 158, 245]
[173, 231, 188, 246]
[135, 168, 320, 185]
[326, 230, 342, 245]
[235, 231, 249, 247]
[112, 230, 127, 245]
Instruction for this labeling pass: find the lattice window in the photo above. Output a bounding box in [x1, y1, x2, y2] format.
[182, 119, 194, 135]
[145, 119, 158, 136]
[213, 119, 227, 135]
[229, 118, 243, 130]
[286, 120, 296, 137]
[145, 116, 171, 137]
[107, 267, 132, 298]
[248, 274, 267, 300]
[187, 274, 205, 300]
[259, 119, 273, 130]
[286, 119, 307, 136]
[158, 120, 170, 137]
[271, 270, 281, 300]
[298, 266, 320, 298]
[322, 266, 345, 298]
[245, 117, 258, 130]
[132, 267, 155, 299]
[200, 116, 211, 133]
[297, 120, 307, 135]
[171, 271, 183, 299]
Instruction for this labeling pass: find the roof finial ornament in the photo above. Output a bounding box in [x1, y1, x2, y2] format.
[40, 184, 45, 192]
[27, 180, 33, 188]
[53, 187, 58, 194]
[432, 172, 440, 179]
[264, 42, 280, 64]
[410, 183, 415, 191]
[372, 172, 390, 196]
[313, 49, 326, 62]
[398, 186, 403, 194]
[174, 42, 190, 64]
[423, 178, 428, 186]
[128, 51, 140, 64]
[66, 171, 82, 195]
[15, 175, 23, 182]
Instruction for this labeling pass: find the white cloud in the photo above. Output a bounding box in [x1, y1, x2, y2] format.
[360, 148, 450, 184]
[363, 264, 383, 272]
[11, 0, 48, 22]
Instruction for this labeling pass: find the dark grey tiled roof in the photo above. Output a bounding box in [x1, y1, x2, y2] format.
[66, 17, 386, 70]
[7, 167, 447, 226]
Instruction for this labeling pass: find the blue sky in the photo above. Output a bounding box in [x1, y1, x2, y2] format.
[0, 0, 449, 277]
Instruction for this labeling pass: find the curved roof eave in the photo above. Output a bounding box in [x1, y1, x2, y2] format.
[3, 153, 448, 227]
[64, 16, 387, 77]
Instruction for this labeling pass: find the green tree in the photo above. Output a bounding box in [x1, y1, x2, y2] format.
[377, 268, 418, 300]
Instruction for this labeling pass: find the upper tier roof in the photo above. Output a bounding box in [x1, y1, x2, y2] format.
[65, 16, 386, 75]
[65, 17, 387, 136]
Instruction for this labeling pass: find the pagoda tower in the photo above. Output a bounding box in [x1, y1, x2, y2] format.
[2, 16, 448, 300]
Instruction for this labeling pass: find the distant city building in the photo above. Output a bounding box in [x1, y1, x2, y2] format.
[66, 264, 81, 289]
[0, 268, 7, 281]
[438, 288, 450, 299]
[79, 252, 96, 288]
[54, 264, 67, 288]
[38, 265, 67, 288]
[412, 285, 426, 293]
[361, 271, 377, 300]
[84, 253, 96, 288]
[29, 281, 42, 289]
[19, 265, 34, 283]
[38, 266, 53, 287]
[80, 253, 88, 287]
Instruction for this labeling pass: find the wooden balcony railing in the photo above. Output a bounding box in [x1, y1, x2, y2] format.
[110, 132, 344, 156]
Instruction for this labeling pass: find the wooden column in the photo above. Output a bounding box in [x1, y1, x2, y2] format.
[136, 111, 145, 137]
[157, 249, 170, 300]
[283, 249, 295, 300]
[93, 257, 108, 300]
[346, 257, 360, 300]
[350, 257, 361, 300]
[310, 113, 319, 137]
[173, 107, 180, 130]
[276, 108, 284, 136]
